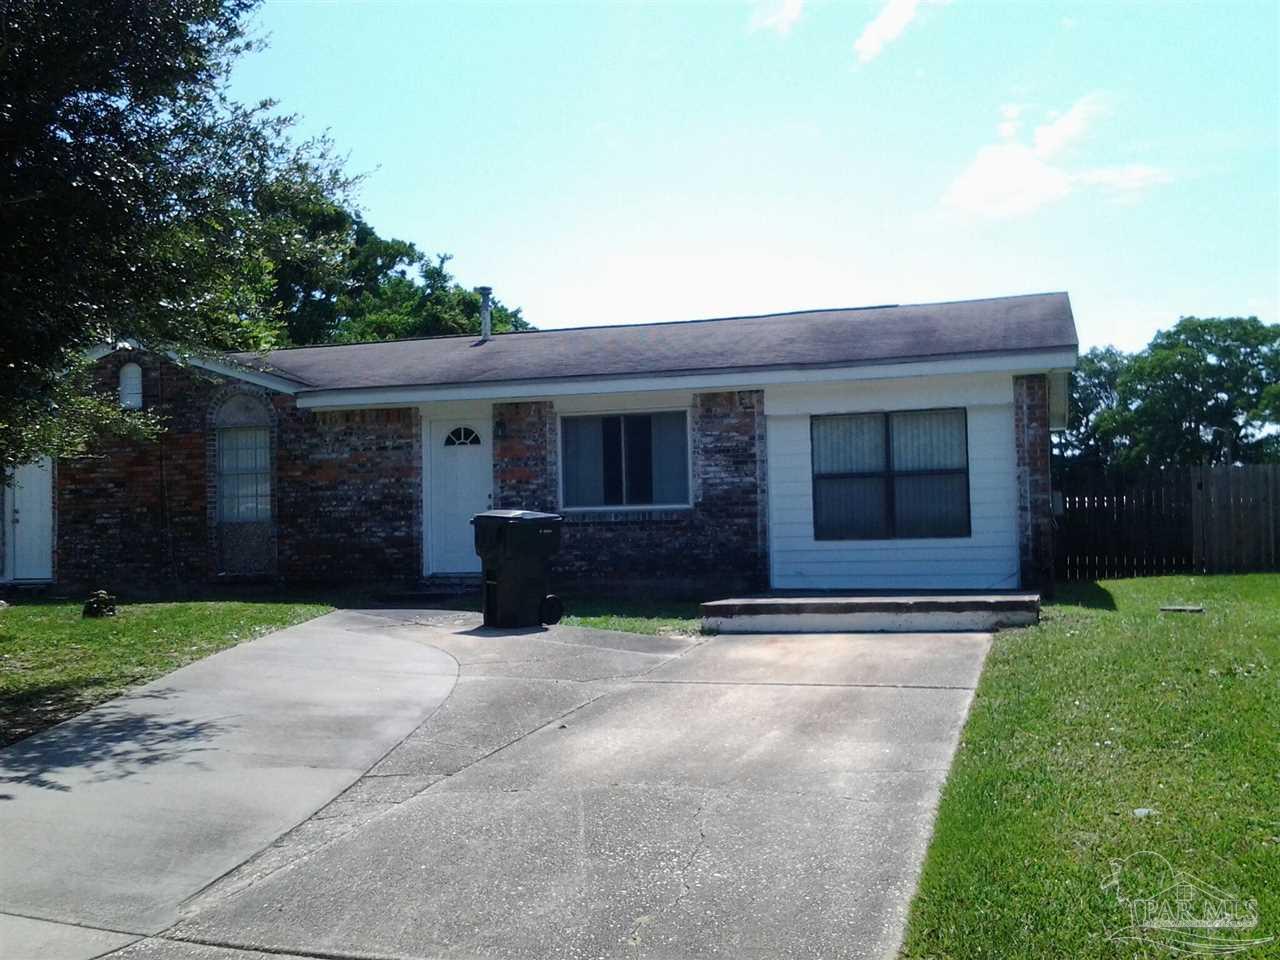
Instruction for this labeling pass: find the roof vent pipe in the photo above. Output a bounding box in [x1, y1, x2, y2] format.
[476, 286, 493, 342]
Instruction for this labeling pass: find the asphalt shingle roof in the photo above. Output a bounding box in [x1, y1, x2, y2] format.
[231, 292, 1077, 392]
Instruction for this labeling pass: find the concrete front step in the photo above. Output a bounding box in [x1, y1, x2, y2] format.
[701, 593, 1040, 633]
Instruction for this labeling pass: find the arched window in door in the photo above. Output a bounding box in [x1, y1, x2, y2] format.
[444, 426, 481, 447]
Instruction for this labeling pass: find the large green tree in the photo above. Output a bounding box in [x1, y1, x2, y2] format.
[1052, 346, 1131, 483]
[1057, 317, 1279, 478]
[335, 251, 529, 343]
[0, 0, 354, 467]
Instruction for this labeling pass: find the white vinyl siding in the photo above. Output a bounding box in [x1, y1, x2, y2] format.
[766, 375, 1020, 590]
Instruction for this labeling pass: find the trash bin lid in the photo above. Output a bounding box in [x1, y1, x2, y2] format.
[471, 509, 562, 523]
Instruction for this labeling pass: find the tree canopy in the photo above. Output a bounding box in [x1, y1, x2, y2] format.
[1054, 317, 1280, 480]
[1, 0, 526, 468]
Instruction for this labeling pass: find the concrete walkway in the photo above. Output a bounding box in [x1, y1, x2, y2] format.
[0, 611, 458, 958]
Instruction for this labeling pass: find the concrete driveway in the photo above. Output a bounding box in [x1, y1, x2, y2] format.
[0, 611, 458, 959]
[0, 610, 989, 960]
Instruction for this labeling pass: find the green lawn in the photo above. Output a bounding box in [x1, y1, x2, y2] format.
[900, 574, 1280, 959]
[428, 593, 703, 636]
[561, 596, 702, 636]
[0, 599, 330, 746]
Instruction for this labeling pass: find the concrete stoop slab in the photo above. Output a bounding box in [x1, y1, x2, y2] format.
[702, 593, 1040, 633]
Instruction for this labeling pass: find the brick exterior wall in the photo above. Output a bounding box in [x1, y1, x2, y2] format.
[492, 391, 769, 597]
[58, 353, 222, 590]
[275, 405, 421, 583]
[1014, 373, 1054, 593]
[54, 352, 421, 593]
[491, 402, 558, 511]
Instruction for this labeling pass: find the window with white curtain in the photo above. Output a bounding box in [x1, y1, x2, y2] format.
[217, 427, 272, 522]
[561, 411, 689, 507]
[118, 363, 143, 409]
[811, 408, 969, 540]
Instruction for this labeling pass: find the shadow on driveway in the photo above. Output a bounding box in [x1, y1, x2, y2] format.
[0, 688, 223, 794]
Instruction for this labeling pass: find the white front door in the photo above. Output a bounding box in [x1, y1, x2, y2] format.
[427, 419, 492, 573]
[5, 458, 54, 581]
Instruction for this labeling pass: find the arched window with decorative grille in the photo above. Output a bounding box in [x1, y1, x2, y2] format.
[444, 426, 481, 447]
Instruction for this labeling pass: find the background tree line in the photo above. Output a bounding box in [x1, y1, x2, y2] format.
[1054, 316, 1280, 485]
[1, 0, 525, 469]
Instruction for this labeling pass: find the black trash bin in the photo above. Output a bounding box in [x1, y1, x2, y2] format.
[471, 510, 564, 628]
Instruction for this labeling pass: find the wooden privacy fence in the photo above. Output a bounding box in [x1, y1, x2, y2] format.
[1056, 465, 1280, 581]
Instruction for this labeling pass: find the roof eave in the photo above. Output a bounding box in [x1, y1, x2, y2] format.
[292, 345, 1080, 410]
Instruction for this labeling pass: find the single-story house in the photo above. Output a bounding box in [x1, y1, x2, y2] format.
[1, 292, 1077, 596]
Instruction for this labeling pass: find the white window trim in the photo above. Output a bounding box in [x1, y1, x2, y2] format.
[556, 407, 695, 512]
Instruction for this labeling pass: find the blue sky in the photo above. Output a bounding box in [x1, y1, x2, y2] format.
[230, 0, 1278, 351]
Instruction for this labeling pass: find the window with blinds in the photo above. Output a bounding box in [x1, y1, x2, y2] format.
[811, 408, 970, 540]
[561, 411, 689, 508]
[217, 427, 272, 523]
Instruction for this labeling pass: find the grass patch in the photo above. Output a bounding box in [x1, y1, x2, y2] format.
[0, 599, 330, 746]
[560, 596, 702, 636]
[900, 574, 1280, 959]
[425, 592, 702, 637]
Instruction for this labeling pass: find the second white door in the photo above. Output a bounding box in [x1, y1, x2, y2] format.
[5, 458, 54, 581]
[427, 419, 492, 573]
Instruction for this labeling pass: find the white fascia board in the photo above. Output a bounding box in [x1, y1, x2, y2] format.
[177, 355, 303, 395]
[294, 348, 1079, 410]
[85, 343, 302, 395]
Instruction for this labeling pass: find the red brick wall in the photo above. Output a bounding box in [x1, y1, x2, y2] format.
[275, 405, 421, 583]
[492, 391, 768, 597]
[1014, 374, 1054, 592]
[55, 352, 421, 592]
[57, 353, 221, 590]
[491, 402, 558, 511]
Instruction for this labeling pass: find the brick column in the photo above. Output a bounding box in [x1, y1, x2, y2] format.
[1014, 374, 1054, 593]
[692, 390, 769, 589]
[492, 401, 557, 512]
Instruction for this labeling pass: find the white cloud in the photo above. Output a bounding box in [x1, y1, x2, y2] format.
[943, 143, 1072, 217]
[751, 0, 805, 35]
[1073, 164, 1173, 192]
[997, 103, 1022, 139]
[943, 95, 1170, 218]
[853, 0, 950, 64]
[1032, 92, 1108, 158]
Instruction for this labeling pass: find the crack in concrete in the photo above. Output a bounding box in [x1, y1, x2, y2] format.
[625, 790, 710, 957]
[151, 930, 409, 960]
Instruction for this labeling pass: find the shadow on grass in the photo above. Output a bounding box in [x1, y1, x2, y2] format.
[1048, 580, 1118, 611]
[0, 686, 223, 794]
